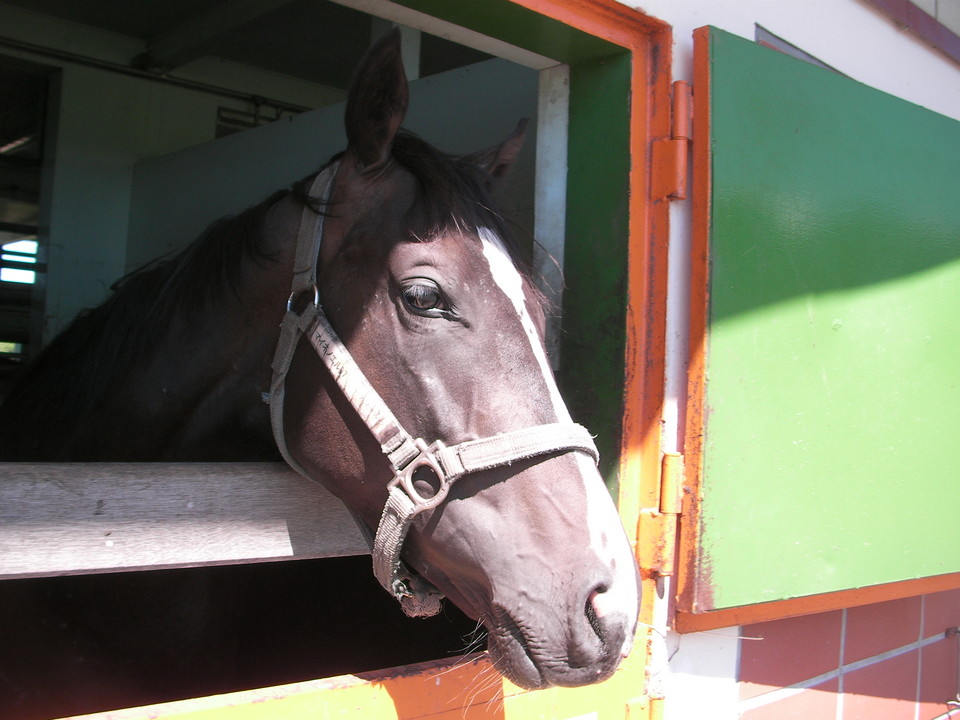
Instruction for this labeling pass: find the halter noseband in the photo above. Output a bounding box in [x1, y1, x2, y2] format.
[269, 162, 600, 617]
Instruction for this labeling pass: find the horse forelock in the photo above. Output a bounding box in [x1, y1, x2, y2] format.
[385, 131, 549, 312]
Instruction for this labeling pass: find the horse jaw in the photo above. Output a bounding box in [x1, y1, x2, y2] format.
[475, 236, 639, 687]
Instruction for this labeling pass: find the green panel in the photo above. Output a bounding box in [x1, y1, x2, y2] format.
[560, 52, 631, 489]
[697, 29, 960, 610]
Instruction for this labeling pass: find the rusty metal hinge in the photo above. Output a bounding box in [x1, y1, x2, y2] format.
[639, 452, 685, 578]
[651, 81, 692, 201]
[625, 696, 664, 719]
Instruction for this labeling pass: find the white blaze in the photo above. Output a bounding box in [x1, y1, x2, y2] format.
[479, 227, 569, 422]
[478, 229, 638, 630]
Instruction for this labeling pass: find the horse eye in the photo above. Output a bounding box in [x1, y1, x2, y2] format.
[401, 282, 448, 315]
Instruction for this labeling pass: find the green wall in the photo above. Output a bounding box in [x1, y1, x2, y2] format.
[561, 51, 630, 484]
[692, 29, 960, 611]
[38, 62, 262, 340]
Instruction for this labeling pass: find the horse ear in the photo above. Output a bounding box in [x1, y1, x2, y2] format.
[466, 118, 529, 185]
[344, 28, 409, 173]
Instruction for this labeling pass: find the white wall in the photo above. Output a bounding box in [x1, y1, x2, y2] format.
[38, 63, 254, 340]
[0, 2, 345, 341]
[126, 58, 537, 271]
[631, 0, 960, 121]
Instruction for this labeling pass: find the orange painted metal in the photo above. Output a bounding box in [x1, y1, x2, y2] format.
[651, 138, 687, 201]
[651, 81, 692, 201]
[671, 81, 692, 140]
[508, 0, 670, 46]
[638, 509, 674, 581]
[638, 453, 683, 579]
[676, 25, 714, 621]
[658, 452, 684, 516]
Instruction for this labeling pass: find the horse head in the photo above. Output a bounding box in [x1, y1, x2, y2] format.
[278, 30, 640, 689]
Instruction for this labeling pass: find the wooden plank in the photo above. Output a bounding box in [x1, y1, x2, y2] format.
[0, 463, 368, 579]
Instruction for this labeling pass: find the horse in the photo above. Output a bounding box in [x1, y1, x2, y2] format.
[0, 29, 640, 708]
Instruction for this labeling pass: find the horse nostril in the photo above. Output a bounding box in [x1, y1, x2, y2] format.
[585, 584, 611, 640]
[588, 584, 614, 620]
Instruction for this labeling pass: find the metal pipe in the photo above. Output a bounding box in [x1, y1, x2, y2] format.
[0, 33, 313, 115]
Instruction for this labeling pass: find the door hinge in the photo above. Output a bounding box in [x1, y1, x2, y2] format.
[651, 80, 692, 201]
[639, 452, 685, 578]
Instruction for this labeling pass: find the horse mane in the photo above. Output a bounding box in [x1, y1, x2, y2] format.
[0, 188, 292, 457]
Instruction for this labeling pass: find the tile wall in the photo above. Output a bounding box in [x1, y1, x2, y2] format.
[737, 589, 960, 719]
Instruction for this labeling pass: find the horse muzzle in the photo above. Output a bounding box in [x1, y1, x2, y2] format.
[485, 572, 638, 689]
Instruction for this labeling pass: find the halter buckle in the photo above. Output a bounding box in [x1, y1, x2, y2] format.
[391, 577, 414, 599]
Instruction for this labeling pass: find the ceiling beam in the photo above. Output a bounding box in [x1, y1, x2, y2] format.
[331, 0, 558, 69]
[137, 0, 297, 72]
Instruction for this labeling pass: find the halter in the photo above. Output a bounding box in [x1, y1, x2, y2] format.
[269, 162, 600, 617]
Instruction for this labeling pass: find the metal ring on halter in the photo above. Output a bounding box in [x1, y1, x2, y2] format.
[287, 284, 320, 314]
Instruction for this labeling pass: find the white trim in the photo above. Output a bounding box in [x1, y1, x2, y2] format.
[330, 0, 558, 69]
[533, 63, 570, 367]
[661, 197, 691, 455]
[663, 628, 742, 720]
[836, 609, 848, 720]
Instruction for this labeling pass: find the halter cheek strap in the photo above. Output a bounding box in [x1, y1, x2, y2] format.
[269, 162, 600, 618]
[269, 163, 340, 479]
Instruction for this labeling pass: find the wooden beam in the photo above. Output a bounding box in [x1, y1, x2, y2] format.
[0, 462, 368, 579]
[141, 0, 297, 71]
